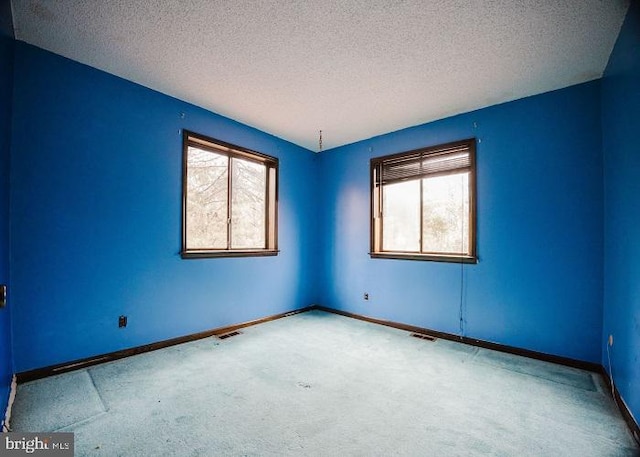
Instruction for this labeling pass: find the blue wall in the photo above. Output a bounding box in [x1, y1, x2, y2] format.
[319, 81, 604, 363]
[4, 10, 636, 397]
[0, 0, 14, 426]
[602, 1, 640, 428]
[10, 43, 321, 372]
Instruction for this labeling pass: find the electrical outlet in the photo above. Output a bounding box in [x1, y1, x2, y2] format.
[119, 315, 128, 328]
[363, 293, 369, 301]
[608, 334, 614, 347]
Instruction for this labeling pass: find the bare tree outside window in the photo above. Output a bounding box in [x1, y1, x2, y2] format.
[231, 157, 266, 249]
[186, 147, 228, 249]
[182, 132, 278, 258]
[422, 172, 469, 254]
[371, 139, 476, 263]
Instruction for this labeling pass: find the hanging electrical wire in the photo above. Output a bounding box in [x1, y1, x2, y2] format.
[459, 171, 465, 339]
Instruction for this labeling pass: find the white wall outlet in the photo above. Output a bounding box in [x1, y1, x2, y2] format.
[608, 334, 614, 346]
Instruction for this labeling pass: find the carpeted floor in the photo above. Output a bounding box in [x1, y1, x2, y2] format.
[9, 310, 640, 456]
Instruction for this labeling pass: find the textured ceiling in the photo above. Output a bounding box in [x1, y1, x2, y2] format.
[11, 0, 629, 151]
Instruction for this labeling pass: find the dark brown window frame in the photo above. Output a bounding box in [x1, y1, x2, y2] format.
[370, 138, 477, 263]
[181, 130, 279, 259]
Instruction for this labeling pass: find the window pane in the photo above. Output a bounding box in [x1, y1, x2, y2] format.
[382, 180, 420, 252]
[267, 166, 277, 248]
[186, 146, 228, 249]
[231, 157, 266, 249]
[422, 172, 469, 254]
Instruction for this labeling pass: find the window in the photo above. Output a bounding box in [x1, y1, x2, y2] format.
[370, 139, 477, 263]
[182, 131, 278, 258]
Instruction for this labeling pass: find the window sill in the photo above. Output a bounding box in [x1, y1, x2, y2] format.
[369, 252, 477, 264]
[181, 250, 279, 259]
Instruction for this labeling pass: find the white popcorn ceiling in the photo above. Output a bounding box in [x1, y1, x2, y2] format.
[11, 0, 629, 151]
